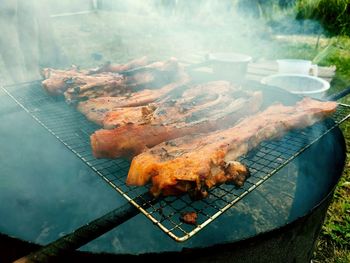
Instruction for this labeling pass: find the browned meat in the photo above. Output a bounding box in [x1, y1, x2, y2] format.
[41, 57, 148, 95]
[63, 72, 127, 103]
[91, 82, 263, 158]
[64, 58, 183, 103]
[102, 105, 156, 129]
[41, 67, 84, 95]
[87, 56, 149, 74]
[101, 80, 244, 129]
[180, 212, 198, 225]
[91, 123, 199, 158]
[76, 76, 189, 126]
[126, 98, 337, 199]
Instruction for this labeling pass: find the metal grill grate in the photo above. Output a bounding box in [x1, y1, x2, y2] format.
[3, 81, 350, 242]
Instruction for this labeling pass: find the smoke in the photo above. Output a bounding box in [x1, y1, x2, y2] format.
[0, 0, 327, 85]
[47, 1, 277, 68]
[0, 96, 127, 244]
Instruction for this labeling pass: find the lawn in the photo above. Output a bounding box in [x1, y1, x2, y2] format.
[264, 25, 350, 263]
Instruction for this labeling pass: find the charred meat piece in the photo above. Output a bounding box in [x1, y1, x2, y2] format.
[87, 56, 149, 74]
[91, 82, 263, 158]
[76, 76, 189, 126]
[180, 211, 198, 225]
[127, 98, 337, 199]
[41, 57, 148, 95]
[91, 123, 198, 159]
[64, 58, 182, 103]
[63, 72, 126, 103]
[101, 81, 247, 129]
[41, 67, 84, 95]
[102, 104, 157, 129]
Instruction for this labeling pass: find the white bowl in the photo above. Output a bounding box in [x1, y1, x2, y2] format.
[261, 74, 330, 99]
[206, 52, 252, 82]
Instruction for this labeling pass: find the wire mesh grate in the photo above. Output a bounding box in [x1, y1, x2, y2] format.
[3, 81, 350, 242]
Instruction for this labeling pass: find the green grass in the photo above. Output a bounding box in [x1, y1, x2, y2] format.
[322, 173, 350, 246]
[313, 122, 350, 262]
[296, 0, 350, 36]
[267, 33, 350, 262]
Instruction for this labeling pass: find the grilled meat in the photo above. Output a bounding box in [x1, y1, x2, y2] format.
[91, 123, 198, 158]
[91, 82, 263, 158]
[87, 56, 149, 74]
[41, 57, 148, 95]
[63, 72, 127, 103]
[64, 58, 182, 103]
[76, 75, 189, 126]
[127, 98, 337, 199]
[101, 80, 245, 129]
[102, 104, 157, 129]
[41, 67, 84, 95]
[180, 211, 198, 225]
[41, 57, 180, 102]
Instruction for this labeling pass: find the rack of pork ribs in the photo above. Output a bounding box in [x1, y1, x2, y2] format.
[41, 57, 337, 200]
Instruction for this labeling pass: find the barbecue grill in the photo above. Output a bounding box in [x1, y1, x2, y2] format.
[1, 77, 350, 262]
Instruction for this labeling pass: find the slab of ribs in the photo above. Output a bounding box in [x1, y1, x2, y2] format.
[41, 57, 338, 199]
[42, 57, 182, 103]
[90, 81, 263, 158]
[41, 56, 150, 95]
[126, 97, 336, 198]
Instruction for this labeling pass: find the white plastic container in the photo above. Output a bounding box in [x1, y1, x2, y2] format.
[261, 74, 330, 99]
[276, 59, 318, 76]
[206, 52, 252, 82]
